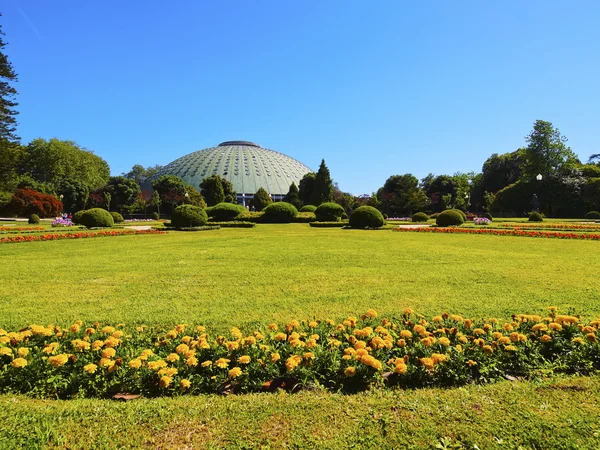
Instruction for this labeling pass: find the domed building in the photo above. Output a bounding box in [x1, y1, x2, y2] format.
[154, 141, 312, 206]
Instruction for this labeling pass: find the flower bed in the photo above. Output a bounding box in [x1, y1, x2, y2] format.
[51, 218, 74, 227]
[0, 308, 598, 398]
[393, 226, 600, 240]
[499, 223, 600, 231]
[0, 229, 166, 244]
[473, 217, 491, 225]
[0, 226, 45, 232]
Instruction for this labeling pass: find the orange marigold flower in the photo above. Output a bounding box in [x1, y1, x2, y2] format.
[359, 355, 382, 370]
[237, 355, 251, 364]
[48, 354, 69, 367]
[420, 357, 435, 370]
[70, 324, 81, 333]
[101, 348, 116, 359]
[285, 355, 302, 372]
[532, 324, 547, 332]
[473, 328, 486, 335]
[366, 309, 378, 318]
[128, 359, 142, 369]
[431, 353, 447, 364]
[274, 332, 287, 342]
[159, 376, 172, 388]
[396, 338, 407, 347]
[549, 322, 562, 331]
[483, 345, 493, 355]
[354, 340, 367, 350]
[540, 334, 552, 343]
[586, 333, 597, 343]
[394, 362, 408, 374]
[413, 325, 426, 336]
[438, 337, 451, 347]
[166, 353, 180, 363]
[271, 353, 280, 362]
[403, 308, 414, 316]
[12, 358, 27, 368]
[344, 366, 356, 377]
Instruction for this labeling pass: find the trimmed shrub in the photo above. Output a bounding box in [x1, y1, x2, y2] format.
[436, 209, 464, 227]
[110, 212, 124, 223]
[72, 210, 87, 225]
[7, 188, 63, 218]
[315, 202, 344, 222]
[80, 208, 114, 228]
[151, 212, 160, 221]
[430, 213, 440, 219]
[451, 209, 467, 222]
[28, 214, 40, 224]
[295, 212, 316, 223]
[299, 205, 317, 213]
[171, 204, 208, 228]
[528, 212, 544, 222]
[383, 213, 388, 219]
[210, 203, 245, 221]
[412, 212, 429, 223]
[484, 212, 493, 221]
[207, 221, 255, 228]
[585, 211, 600, 220]
[236, 211, 263, 223]
[310, 221, 345, 228]
[261, 202, 298, 223]
[341, 212, 348, 220]
[349, 206, 385, 229]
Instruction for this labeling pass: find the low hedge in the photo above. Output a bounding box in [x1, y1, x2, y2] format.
[163, 224, 220, 231]
[235, 212, 263, 223]
[529, 212, 544, 222]
[152, 212, 160, 221]
[309, 221, 346, 227]
[299, 205, 317, 213]
[585, 211, 600, 220]
[349, 206, 385, 229]
[110, 212, 124, 223]
[207, 221, 255, 228]
[72, 210, 87, 225]
[436, 210, 464, 227]
[28, 214, 40, 225]
[80, 208, 114, 228]
[412, 212, 429, 223]
[294, 212, 316, 223]
[451, 209, 467, 222]
[315, 202, 344, 222]
[210, 203, 246, 221]
[171, 205, 208, 228]
[261, 202, 298, 223]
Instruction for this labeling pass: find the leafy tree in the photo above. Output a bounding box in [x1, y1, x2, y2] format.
[588, 154, 600, 165]
[0, 15, 19, 142]
[152, 175, 187, 214]
[523, 120, 579, 177]
[57, 179, 89, 213]
[298, 172, 316, 206]
[251, 187, 272, 211]
[480, 150, 525, 194]
[184, 185, 206, 209]
[423, 174, 462, 213]
[332, 183, 355, 214]
[123, 164, 163, 185]
[103, 192, 111, 212]
[0, 140, 23, 191]
[151, 190, 161, 216]
[283, 182, 302, 209]
[377, 174, 426, 216]
[200, 175, 225, 206]
[310, 159, 333, 206]
[103, 176, 141, 212]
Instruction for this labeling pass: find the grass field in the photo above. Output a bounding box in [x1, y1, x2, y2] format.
[1, 223, 599, 449]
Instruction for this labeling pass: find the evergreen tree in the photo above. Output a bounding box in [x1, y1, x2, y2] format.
[283, 182, 302, 209]
[251, 187, 272, 211]
[0, 15, 19, 142]
[310, 159, 333, 206]
[298, 172, 316, 206]
[200, 175, 225, 206]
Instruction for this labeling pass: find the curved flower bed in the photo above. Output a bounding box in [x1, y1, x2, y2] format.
[393, 226, 600, 240]
[0, 308, 598, 398]
[0, 229, 166, 244]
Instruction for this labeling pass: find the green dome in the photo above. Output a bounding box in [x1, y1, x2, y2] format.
[156, 141, 312, 198]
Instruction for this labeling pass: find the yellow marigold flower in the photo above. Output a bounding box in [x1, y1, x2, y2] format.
[274, 332, 287, 342]
[342, 355, 352, 360]
[286, 320, 300, 332]
[413, 325, 426, 336]
[518, 334, 527, 342]
[175, 324, 186, 333]
[128, 359, 142, 369]
[91, 340, 104, 351]
[243, 336, 257, 346]
[438, 337, 451, 347]
[532, 323, 547, 332]
[158, 367, 178, 377]
[421, 337, 435, 347]
[165, 330, 178, 340]
[17, 347, 29, 357]
[215, 358, 230, 369]
[184, 356, 197, 367]
[456, 344, 463, 353]
[396, 338, 407, 347]
[504, 345, 517, 352]
[586, 333, 597, 343]
[541, 334, 552, 343]
[259, 344, 270, 352]
[48, 354, 69, 367]
[0, 347, 12, 356]
[420, 357, 435, 371]
[180, 379, 191, 390]
[473, 328, 485, 335]
[370, 336, 387, 350]
[254, 331, 265, 340]
[458, 336, 468, 344]
[497, 336, 510, 345]
[12, 357, 27, 368]
[344, 347, 356, 355]
[467, 360, 477, 367]
[237, 355, 251, 364]
[582, 326, 595, 334]
[98, 357, 114, 368]
[556, 315, 579, 325]
[403, 308, 414, 316]
[572, 337, 585, 344]
[101, 326, 115, 334]
[344, 366, 356, 377]
[101, 348, 116, 359]
[224, 341, 239, 351]
[360, 355, 382, 370]
[366, 309, 378, 318]
[271, 353, 280, 362]
[70, 324, 81, 333]
[42, 342, 60, 354]
[159, 376, 172, 388]
[285, 355, 302, 372]
[268, 323, 278, 331]
[79, 363, 96, 375]
[71, 339, 90, 352]
[503, 323, 514, 332]
[354, 340, 367, 350]
[400, 330, 413, 339]
[347, 335, 357, 345]
[104, 337, 120, 348]
[230, 327, 243, 340]
[394, 362, 408, 374]
[464, 319, 473, 329]
[483, 345, 493, 355]
[483, 324, 493, 332]
[166, 353, 180, 363]
[200, 360, 212, 368]
[303, 352, 315, 360]
[147, 360, 167, 370]
[173, 343, 188, 355]
[355, 348, 369, 358]
[448, 314, 462, 322]
[306, 339, 318, 349]
[308, 320, 318, 328]
[138, 349, 153, 360]
[549, 322, 562, 331]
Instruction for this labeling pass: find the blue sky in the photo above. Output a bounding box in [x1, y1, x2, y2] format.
[3, 1, 599, 195]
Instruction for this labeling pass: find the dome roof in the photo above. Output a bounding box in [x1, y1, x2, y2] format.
[155, 141, 312, 196]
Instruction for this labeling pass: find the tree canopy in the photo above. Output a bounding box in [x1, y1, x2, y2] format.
[0, 15, 19, 143]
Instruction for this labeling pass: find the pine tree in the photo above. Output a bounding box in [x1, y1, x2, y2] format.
[200, 175, 225, 206]
[283, 182, 302, 209]
[298, 172, 315, 206]
[251, 187, 272, 211]
[310, 159, 333, 206]
[0, 15, 19, 142]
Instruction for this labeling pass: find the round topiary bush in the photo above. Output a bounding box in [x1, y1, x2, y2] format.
[171, 204, 208, 228]
[152, 212, 160, 220]
[72, 210, 87, 225]
[436, 209, 465, 227]
[529, 212, 543, 222]
[412, 212, 429, 223]
[210, 203, 245, 222]
[299, 205, 317, 213]
[80, 208, 114, 228]
[110, 212, 124, 223]
[585, 211, 600, 220]
[451, 209, 467, 222]
[484, 212, 493, 221]
[315, 202, 345, 222]
[261, 202, 298, 223]
[341, 212, 348, 220]
[28, 214, 40, 224]
[430, 213, 439, 219]
[349, 206, 385, 229]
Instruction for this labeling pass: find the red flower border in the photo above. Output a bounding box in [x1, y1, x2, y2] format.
[393, 227, 600, 240]
[0, 229, 166, 244]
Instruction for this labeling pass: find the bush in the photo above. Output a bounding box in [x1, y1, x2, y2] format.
[529, 212, 544, 222]
[349, 206, 385, 229]
[206, 221, 255, 228]
[72, 210, 87, 225]
[209, 203, 245, 221]
[80, 208, 114, 228]
[236, 211, 263, 223]
[436, 209, 465, 227]
[152, 212, 160, 221]
[383, 213, 388, 219]
[261, 202, 298, 223]
[28, 214, 40, 224]
[341, 212, 348, 220]
[299, 205, 317, 213]
[110, 212, 124, 223]
[7, 188, 63, 218]
[412, 212, 429, 223]
[484, 212, 493, 221]
[430, 213, 440, 219]
[451, 209, 467, 222]
[294, 212, 316, 223]
[315, 202, 345, 222]
[585, 211, 600, 220]
[171, 205, 208, 228]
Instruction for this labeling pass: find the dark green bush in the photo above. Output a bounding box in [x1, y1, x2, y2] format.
[341, 212, 348, 220]
[28, 214, 40, 224]
[72, 210, 87, 225]
[349, 206, 385, 229]
[436, 209, 464, 227]
[80, 208, 114, 228]
[295, 212, 316, 223]
[585, 211, 600, 220]
[204, 206, 214, 217]
[484, 212, 493, 221]
[171, 204, 208, 228]
[261, 202, 298, 223]
[152, 212, 160, 220]
[383, 213, 388, 219]
[299, 205, 317, 213]
[412, 212, 429, 222]
[210, 203, 246, 221]
[451, 209, 467, 222]
[309, 221, 345, 228]
[430, 213, 440, 219]
[235, 211, 263, 223]
[529, 212, 544, 222]
[315, 202, 344, 222]
[110, 212, 124, 223]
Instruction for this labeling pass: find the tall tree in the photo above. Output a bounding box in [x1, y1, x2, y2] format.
[251, 187, 272, 211]
[123, 164, 163, 185]
[0, 15, 19, 142]
[103, 176, 141, 212]
[523, 120, 579, 177]
[200, 175, 226, 206]
[298, 172, 316, 206]
[377, 174, 424, 216]
[310, 159, 333, 206]
[480, 150, 525, 194]
[152, 175, 188, 214]
[283, 182, 302, 209]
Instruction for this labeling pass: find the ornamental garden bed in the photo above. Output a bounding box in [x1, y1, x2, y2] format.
[0, 229, 166, 244]
[394, 226, 600, 240]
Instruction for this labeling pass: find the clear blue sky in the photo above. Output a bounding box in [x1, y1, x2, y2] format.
[3, 1, 599, 195]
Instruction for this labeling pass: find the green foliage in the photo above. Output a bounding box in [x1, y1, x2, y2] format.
[378, 174, 426, 216]
[315, 202, 344, 222]
[436, 210, 465, 227]
[412, 212, 429, 222]
[309, 221, 345, 227]
[251, 187, 272, 212]
[152, 175, 187, 215]
[0, 18, 19, 142]
[451, 209, 467, 222]
[299, 205, 316, 212]
[80, 208, 114, 228]
[210, 203, 245, 221]
[261, 202, 298, 223]
[72, 210, 87, 225]
[310, 160, 333, 206]
[298, 172, 316, 206]
[283, 182, 302, 209]
[206, 221, 255, 228]
[585, 211, 600, 220]
[294, 212, 316, 223]
[0, 140, 23, 191]
[200, 175, 225, 206]
[123, 164, 163, 185]
[28, 214, 40, 224]
[184, 186, 206, 209]
[349, 206, 385, 229]
[523, 120, 579, 177]
[341, 212, 348, 220]
[480, 150, 525, 194]
[151, 212, 159, 220]
[104, 176, 141, 212]
[484, 212, 493, 221]
[57, 179, 89, 213]
[235, 211, 263, 223]
[110, 212, 124, 223]
[528, 212, 544, 222]
[171, 205, 208, 228]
